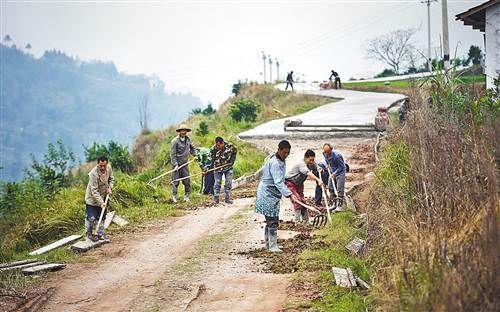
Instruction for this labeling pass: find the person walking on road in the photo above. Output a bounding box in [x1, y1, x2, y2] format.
[285, 149, 324, 224]
[255, 140, 298, 252]
[323, 143, 346, 211]
[170, 123, 197, 203]
[85, 155, 114, 242]
[285, 71, 294, 91]
[210, 137, 237, 205]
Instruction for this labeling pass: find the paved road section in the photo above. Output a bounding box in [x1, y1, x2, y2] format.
[238, 83, 406, 139]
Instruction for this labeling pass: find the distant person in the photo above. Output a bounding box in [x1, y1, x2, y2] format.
[170, 123, 197, 203]
[329, 70, 342, 89]
[85, 156, 114, 242]
[210, 137, 237, 204]
[323, 143, 346, 211]
[285, 71, 294, 91]
[197, 147, 215, 195]
[285, 149, 324, 224]
[255, 140, 298, 252]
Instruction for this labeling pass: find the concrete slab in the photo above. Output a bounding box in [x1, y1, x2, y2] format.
[22, 263, 65, 275]
[345, 237, 366, 255]
[0, 259, 38, 269]
[104, 210, 116, 229]
[331, 267, 357, 288]
[0, 261, 46, 272]
[71, 239, 110, 253]
[112, 215, 129, 227]
[29, 234, 82, 256]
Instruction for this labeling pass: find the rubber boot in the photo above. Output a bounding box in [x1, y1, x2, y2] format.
[97, 219, 106, 240]
[172, 195, 178, 203]
[85, 218, 93, 242]
[268, 227, 282, 253]
[294, 209, 302, 223]
[184, 195, 190, 202]
[214, 196, 220, 204]
[301, 208, 309, 224]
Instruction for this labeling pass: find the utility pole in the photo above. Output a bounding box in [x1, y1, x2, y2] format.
[276, 59, 280, 82]
[441, 0, 450, 70]
[268, 56, 273, 83]
[262, 52, 267, 83]
[422, 0, 436, 72]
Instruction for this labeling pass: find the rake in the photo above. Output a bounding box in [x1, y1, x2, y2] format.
[292, 197, 330, 227]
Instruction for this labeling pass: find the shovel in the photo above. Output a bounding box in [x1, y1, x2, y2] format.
[93, 194, 110, 236]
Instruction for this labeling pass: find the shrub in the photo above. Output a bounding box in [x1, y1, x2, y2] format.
[229, 98, 260, 122]
[84, 141, 134, 173]
[202, 103, 216, 116]
[196, 121, 209, 136]
[26, 139, 76, 192]
[232, 80, 243, 96]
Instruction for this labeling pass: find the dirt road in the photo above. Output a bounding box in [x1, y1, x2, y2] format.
[36, 137, 374, 312]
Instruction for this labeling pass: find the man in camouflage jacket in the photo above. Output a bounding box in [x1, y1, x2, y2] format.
[210, 136, 237, 204]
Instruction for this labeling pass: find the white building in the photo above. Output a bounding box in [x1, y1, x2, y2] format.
[456, 0, 500, 90]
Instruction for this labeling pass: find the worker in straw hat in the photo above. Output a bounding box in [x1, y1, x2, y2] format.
[170, 123, 197, 203]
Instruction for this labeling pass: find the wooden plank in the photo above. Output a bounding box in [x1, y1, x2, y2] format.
[345, 237, 366, 255]
[29, 234, 82, 256]
[22, 263, 65, 275]
[345, 195, 356, 212]
[331, 267, 357, 288]
[112, 215, 129, 227]
[104, 210, 116, 229]
[0, 259, 38, 269]
[71, 239, 110, 253]
[0, 261, 46, 272]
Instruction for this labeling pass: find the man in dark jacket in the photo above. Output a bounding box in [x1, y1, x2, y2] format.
[285, 71, 294, 91]
[170, 123, 197, 203]
[323, 143, 346, 211]
[210, 137, 237, 204]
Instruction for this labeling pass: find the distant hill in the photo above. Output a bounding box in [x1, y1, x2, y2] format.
[0, 44, 204, 181]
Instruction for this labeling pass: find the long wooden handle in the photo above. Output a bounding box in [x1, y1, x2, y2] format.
[170, 163, 231, 184]
[95, 194, 109, 234]
[291, 197, 322, 214]
[147, 159, 195, 185]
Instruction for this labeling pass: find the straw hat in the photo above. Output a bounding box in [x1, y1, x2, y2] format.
[176, 123, 191, 132]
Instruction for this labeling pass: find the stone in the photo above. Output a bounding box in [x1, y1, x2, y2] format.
[331, 267, 357, 288]
[345, 237, 366, 255]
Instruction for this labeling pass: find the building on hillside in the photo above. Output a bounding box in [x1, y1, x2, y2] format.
[456, 0, 500, 90]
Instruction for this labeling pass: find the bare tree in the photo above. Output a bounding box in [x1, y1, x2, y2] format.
[366, 28, 418, 74]
[138, 96, 151, 134]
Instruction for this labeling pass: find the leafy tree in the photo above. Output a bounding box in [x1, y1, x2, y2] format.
[375, 69, 397, 78]
[191, 107, 202, 115]
[202, 103, 216, 116]
[229, 98, 260, 122]
[232, 80, 243, 96]
[466, 45, 483, 66]
[27, 139, 76, 192]
[196, 121, 209, 136]
[84, 141, 134, 173]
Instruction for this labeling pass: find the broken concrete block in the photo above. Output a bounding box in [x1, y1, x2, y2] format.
[331, 267, 357, 288]
[283, 119, 303, 128]
[29, 234, 82, 256]
[112, 215, 129, 227]
[345, 195, 356, 212]
[355, 276, 371, 290]
[104, 211, 116, 229]
[71, 239, 110, 253]
[22, 263, 65, 275]
[345, 237, 366, 255]
[0, 261, 46, 272]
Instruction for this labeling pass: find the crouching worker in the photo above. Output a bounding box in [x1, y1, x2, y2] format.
[255, 140, 297, 253]
[85, 156, 114, 242]
[285, 149, 324, 224]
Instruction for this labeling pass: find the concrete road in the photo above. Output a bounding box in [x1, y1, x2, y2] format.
[238, 83, 406, 139]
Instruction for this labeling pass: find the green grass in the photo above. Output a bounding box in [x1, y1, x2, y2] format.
[344, 74, 485, 89]
[289, 211, 371, 311]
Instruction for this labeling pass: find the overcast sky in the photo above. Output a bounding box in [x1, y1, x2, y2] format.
[2, 0, 485, 104]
